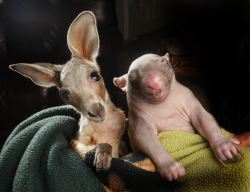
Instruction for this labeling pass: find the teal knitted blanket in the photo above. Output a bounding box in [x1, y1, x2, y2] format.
[0, 105, 103, 192]
[0, 105, 171, 192]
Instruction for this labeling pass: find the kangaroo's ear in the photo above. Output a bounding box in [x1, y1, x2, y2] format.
[113, 74, 128, 92]
[9, 63, 62, 88]
[67, 11, 99, 62]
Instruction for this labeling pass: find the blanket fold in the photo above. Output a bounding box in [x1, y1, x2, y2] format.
[0, 106, 103, 192]
[88, 130, 250, 192]
[1, 105, 250, 192]
[157, 130, 250, 192]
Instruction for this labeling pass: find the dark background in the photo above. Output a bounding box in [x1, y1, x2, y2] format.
[0, 0, 250, 148]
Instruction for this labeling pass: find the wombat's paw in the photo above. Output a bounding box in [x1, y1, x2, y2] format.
[94, 143, 113, 171]
[212, 139, 240, 163]
[158, 160, 185, 181]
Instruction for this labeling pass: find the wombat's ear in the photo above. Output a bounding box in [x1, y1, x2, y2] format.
[164, 53, 170, 61]
[113, 74, 128, 92]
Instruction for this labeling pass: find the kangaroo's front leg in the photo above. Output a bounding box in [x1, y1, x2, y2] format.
[69, 139, 113, 171]
[94, 143, 113, 171]
[69, 139, 95, 158]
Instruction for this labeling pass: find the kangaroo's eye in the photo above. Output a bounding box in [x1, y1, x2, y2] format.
[90, 71, 101, 81]
[60, 89, 71, 102]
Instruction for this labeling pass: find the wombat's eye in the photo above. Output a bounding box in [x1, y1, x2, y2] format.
[128, 70, 137, 81]
[160, 57, 167, 63]
[90, 71, 101, 81]
[60, 89, 71, 102]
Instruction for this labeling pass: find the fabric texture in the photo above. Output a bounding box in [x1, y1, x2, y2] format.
[0, 105, 103, 192]
[1, 105, 250, 192]
[95, 130, 250, 191]
[157, 130, 250, 192]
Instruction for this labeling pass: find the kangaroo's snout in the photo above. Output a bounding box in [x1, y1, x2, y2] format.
[86, 102, 106, 121]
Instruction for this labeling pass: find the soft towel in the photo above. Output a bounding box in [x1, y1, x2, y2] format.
[91, 130, 250, 191]
[0, 105, 103, 192]
[157, 130, 250, 191]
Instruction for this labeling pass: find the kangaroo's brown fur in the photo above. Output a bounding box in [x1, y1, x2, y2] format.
[9, 11, 125, 173]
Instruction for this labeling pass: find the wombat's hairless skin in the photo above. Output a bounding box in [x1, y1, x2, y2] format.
[114, 53, 240, 181]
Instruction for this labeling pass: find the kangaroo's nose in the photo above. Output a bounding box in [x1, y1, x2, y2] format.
[88, 102, 105, 120]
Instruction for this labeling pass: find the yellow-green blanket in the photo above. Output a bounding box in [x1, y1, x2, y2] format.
[157, 130, 250, 192]
[94, 129, 250, 191]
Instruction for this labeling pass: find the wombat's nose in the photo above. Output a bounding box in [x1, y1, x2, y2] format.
[88, 103, 105, 120]
[143, 73, 162, 91]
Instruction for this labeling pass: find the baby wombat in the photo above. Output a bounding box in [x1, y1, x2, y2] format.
[113, 53, 239, 181]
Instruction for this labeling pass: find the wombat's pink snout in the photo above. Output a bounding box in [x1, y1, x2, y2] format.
[142, 72, 164, 98]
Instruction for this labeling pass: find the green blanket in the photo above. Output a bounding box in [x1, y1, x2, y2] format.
[0, 106, 103, 192]
[1, 105, 250, 192]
